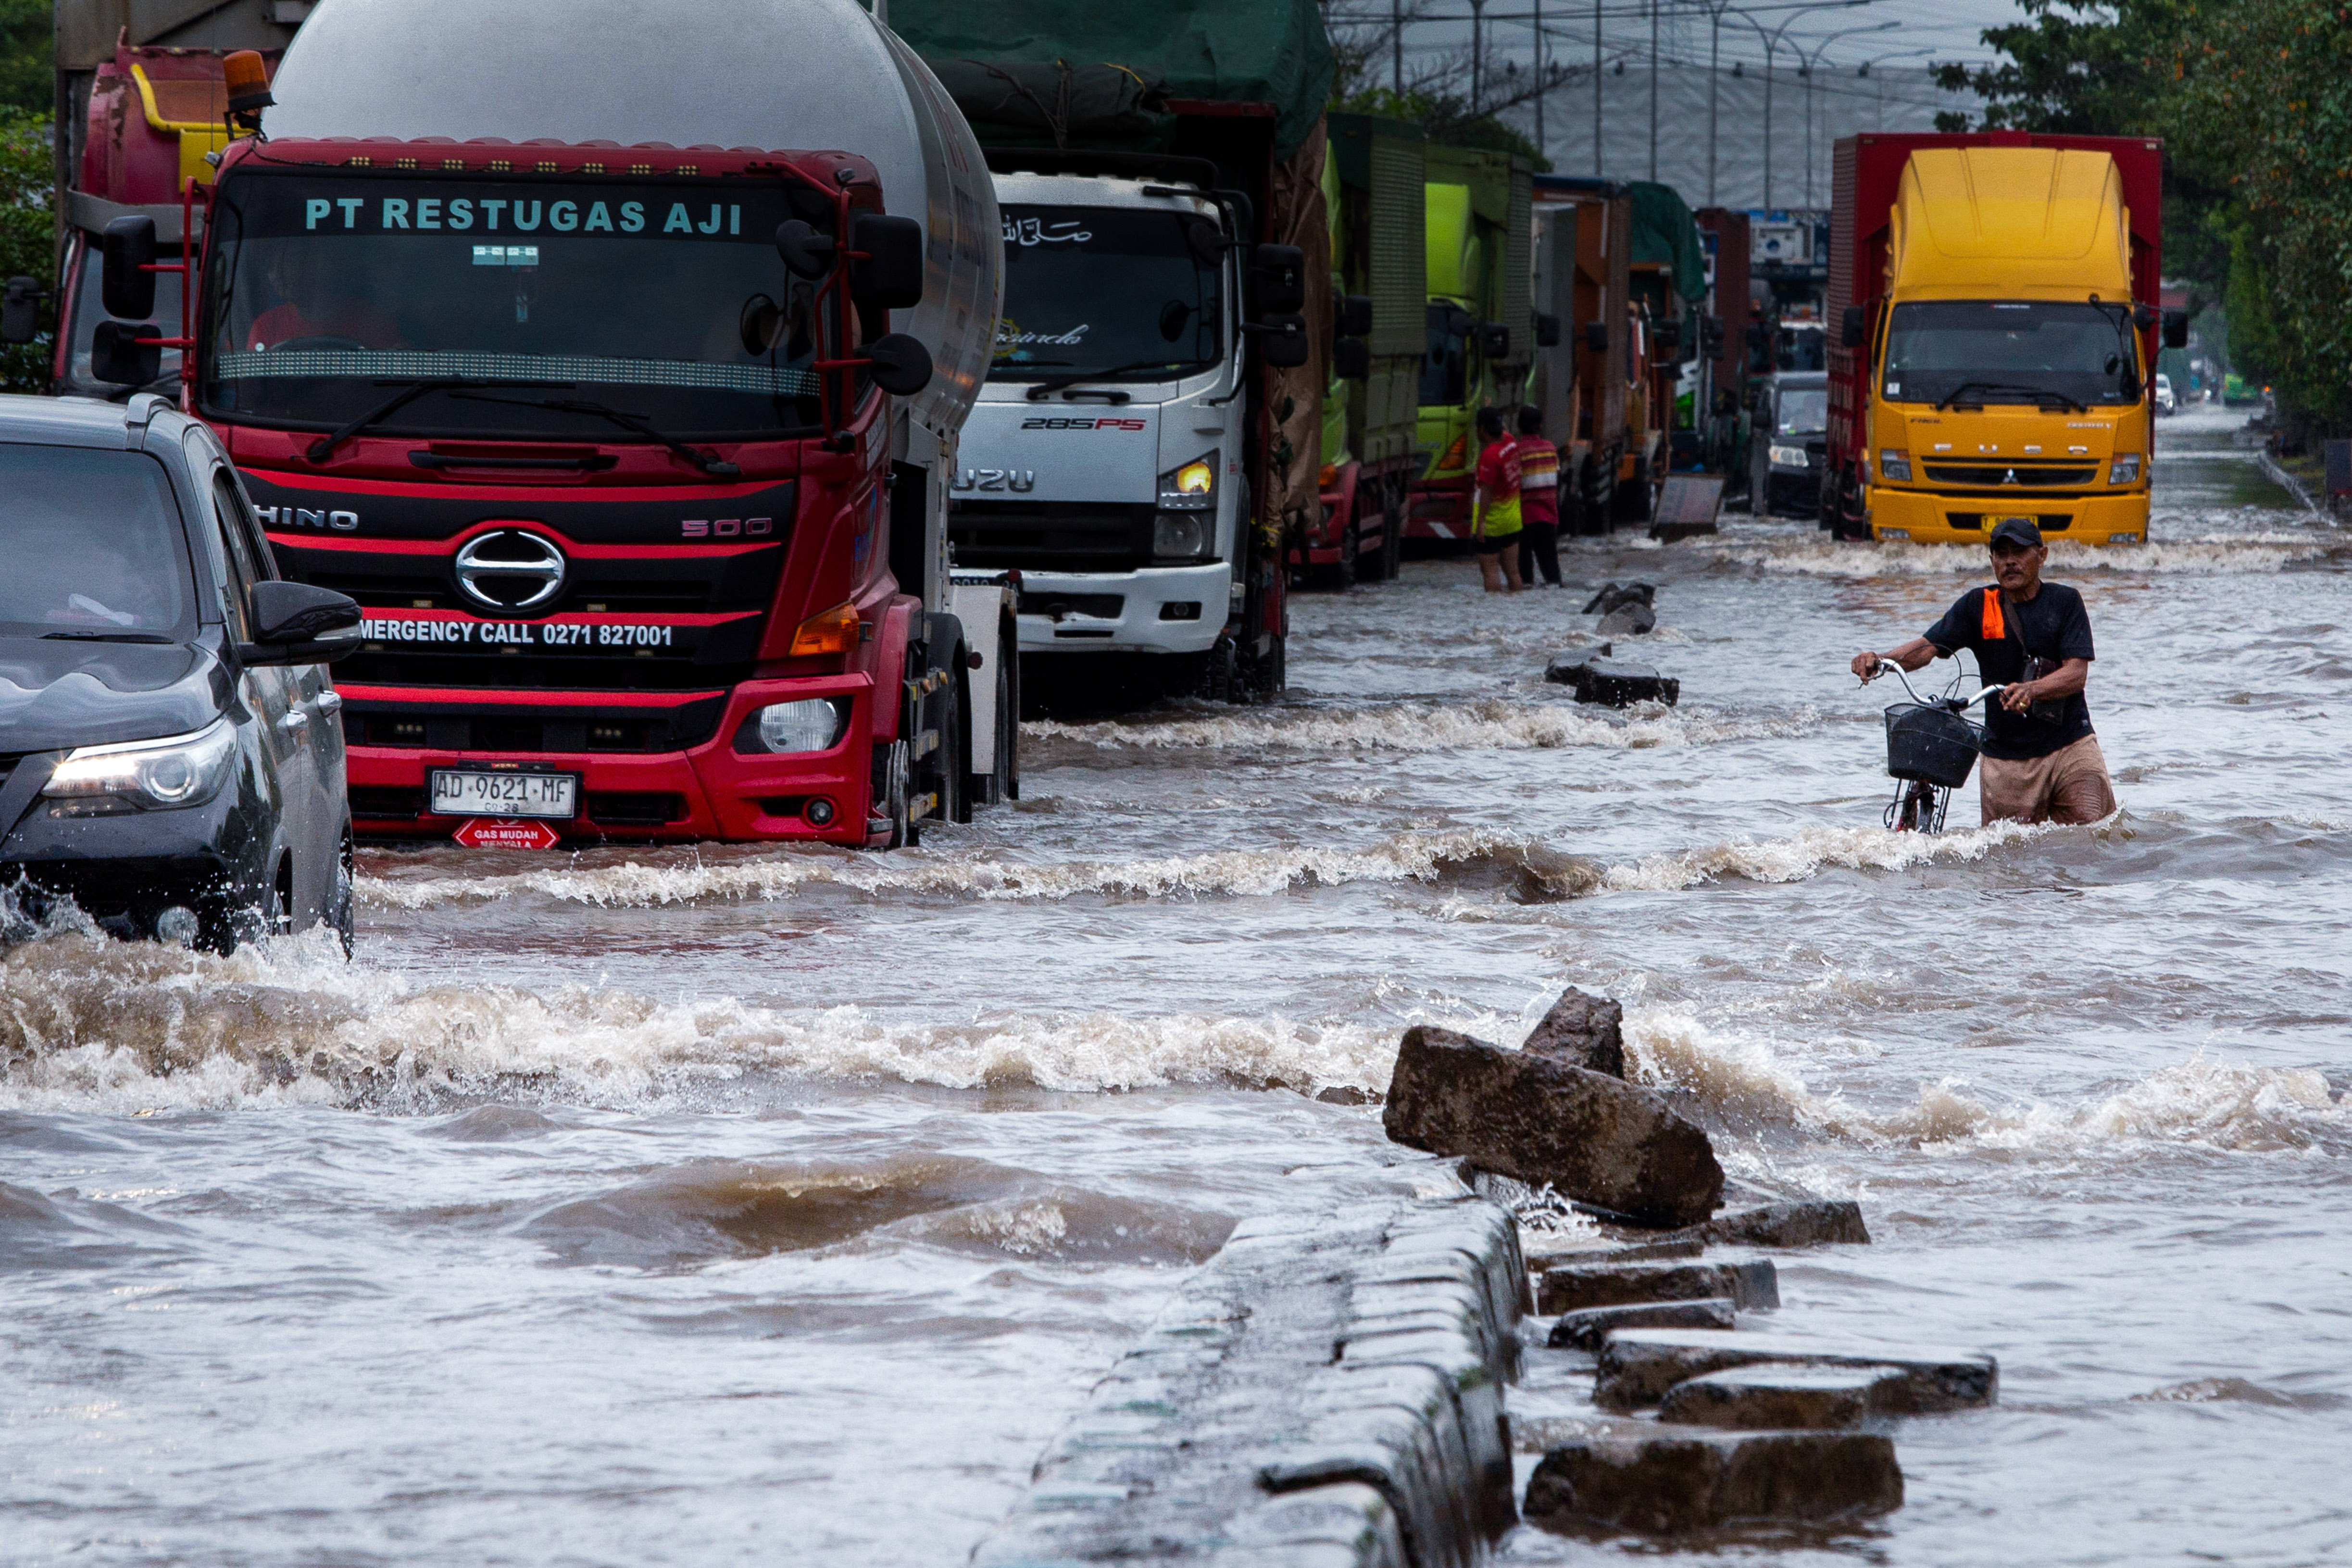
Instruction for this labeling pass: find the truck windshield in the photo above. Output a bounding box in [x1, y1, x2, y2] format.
[0, 446, 194, 639]
[989, 205, 1222, 382]
[1882, 301, 2137, 405]
[200, 174, 830, 439]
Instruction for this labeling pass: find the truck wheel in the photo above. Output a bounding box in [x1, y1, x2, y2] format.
[1203, 634, 1239, 704]
[928, 666, 966, 828]
[1381, 484, 1405, 579]
[1313, 518, 1357, 590]
[992, 638, 1020, 802]
[871, 738, 913, 849]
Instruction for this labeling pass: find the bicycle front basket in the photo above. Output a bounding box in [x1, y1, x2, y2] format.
[1884, 702, 1983, 787]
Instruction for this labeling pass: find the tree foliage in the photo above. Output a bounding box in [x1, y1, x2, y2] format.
[0, 110, 51, 393]
[0, 0, 47, 118]
[1329, 86, 1551, 166]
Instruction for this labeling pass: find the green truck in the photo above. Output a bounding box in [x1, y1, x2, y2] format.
[1406, 145, 1534, 547]
[1301, 112, 1425, 585]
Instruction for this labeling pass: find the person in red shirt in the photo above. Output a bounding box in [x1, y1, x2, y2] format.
[242, 243, 407, 352]
[1512, 403, 1563, 587]
[1471, 406, 1524, 593]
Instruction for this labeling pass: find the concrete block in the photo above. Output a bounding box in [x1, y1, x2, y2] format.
[1548, 1297, 1737, 1351]
[1649, 1199, 1871, 1250]
[1570, 657, 1677, 706]
[1656, 1362, 1910, 1430]
[1523, 1429, 1903, 1532]
[1593, 1330, 1998, 1414]
[1536, 1260, 1778, 1315]
[1384, 1027, 1723, 1228]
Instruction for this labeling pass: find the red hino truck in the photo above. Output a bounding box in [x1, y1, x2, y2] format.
[54, 0, 1013, 849]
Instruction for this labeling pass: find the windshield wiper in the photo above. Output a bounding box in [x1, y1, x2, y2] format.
[305, 378, 571, 464]
[42, 630, 174, 643]
[451, 392, 741, 477]
[1935, 381, 2088, 414]
[1024, 357, 1217, 400]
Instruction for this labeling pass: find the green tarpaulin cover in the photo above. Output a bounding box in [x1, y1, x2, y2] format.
[889, 0, 1334, 160]
[1629, 181, 1707, 305]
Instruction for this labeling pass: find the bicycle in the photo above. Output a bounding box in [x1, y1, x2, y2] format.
[1863, 659, 2007, 833]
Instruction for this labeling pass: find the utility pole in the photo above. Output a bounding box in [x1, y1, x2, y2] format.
[1648, 0, 1660, 181]
[1592, 0, 1603, 176]
[1795, 20, 1897, 205]
[1392, 0, 1403, 94]
[1533, 0, 1545, 159]
[1471, 0, 1486, 114]
[1731, 2, 1871, 213]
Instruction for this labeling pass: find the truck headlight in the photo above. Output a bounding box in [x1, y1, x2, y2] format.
[1152, 511, 1212, 560]
[1879, 450, 1913, 481]
[739, 698, 846, 754]
[1158, 452, 1217, 510]
[2108, 454, 2141, 484]
[1768, 443, 1807, 469]
[43, 718, 238, 813]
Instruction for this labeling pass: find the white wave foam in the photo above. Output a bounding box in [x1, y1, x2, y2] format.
[1701, 533, 2324, 578]
[357, 825, 1539, 911]
[0, 930, 1418, 1111]
[1594, 819, 2052, 893]
[1028, 697, 1814, 753]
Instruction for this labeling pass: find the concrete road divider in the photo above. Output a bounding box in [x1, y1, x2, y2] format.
[1548, 1297, 1737, 1350]
[1656, 1362, 1912, 1430]
[1535, 1259, 1778, 1316]
[1523, 1427, 1903, 1532]
[1593, 1329, 1999, 1414]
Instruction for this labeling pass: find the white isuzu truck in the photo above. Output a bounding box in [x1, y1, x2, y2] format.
[951, 159, 1306, 704]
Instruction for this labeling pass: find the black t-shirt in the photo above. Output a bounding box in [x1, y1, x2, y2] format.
[1922, 581, 2096, 759]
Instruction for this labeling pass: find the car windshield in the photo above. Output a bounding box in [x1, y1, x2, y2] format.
[0, 445, 195, 638]
[989, 204, 1223, 382]
[1420, 304, 1467, 405]
[1777, 388, 1827, 434]
[1882, 301, 2138, 405]
[200, 174, 832, 439]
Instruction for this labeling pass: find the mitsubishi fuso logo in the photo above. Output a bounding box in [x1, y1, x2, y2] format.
[2003, 468, 2020, 484]
[454, 528, 567, 612]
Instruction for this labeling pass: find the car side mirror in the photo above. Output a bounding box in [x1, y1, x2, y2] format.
[865, 331, 933, 396]
[102, 215, 159, 320]
[2163, 308, 2189, 349]
[1584, 322, 1610, 352]
[776, 219, 835, 281]
[1840, 304, 1865, 349]
[1256, 312, 1309, 368]
[1479, 323, 1510, 360]
[1534, 313, 1562, 348]
[1, 276, 42, 343]
[851, 213, 925, 309]
[1333, 337, 1369, 379]
[1335, 293, 1373, 339]
[91, 320, 163, 386]
[241, 580, 362, 665]
[1252, 244, 1306, 314]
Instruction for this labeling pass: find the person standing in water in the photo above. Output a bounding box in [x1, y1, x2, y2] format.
[1850, 518, 2117, 825]
[1512, 404, 1563, 587]
[1471, 406, 1524, 593]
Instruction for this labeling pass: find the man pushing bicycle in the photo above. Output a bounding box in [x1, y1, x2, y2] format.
[1849, 518, 2118, 826]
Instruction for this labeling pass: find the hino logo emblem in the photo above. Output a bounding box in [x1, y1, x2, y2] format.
[454, 529, 567, 612]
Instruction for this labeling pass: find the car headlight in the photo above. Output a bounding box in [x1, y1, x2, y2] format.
[42, 717, 238, 813]
[1768, 444, 1808, 468]
[1158, 452, 1217, 510]
[739, 698, 845, 754]
[2108, 453, 2141, 484]
[1152, 511, 1212, 560]
[1879, 450, 1913, 481]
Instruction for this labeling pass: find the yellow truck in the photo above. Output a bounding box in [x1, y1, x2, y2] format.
[1826, 133, 2187, 545]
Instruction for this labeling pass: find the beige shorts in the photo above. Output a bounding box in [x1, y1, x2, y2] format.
[1979, 733, 2117, 826]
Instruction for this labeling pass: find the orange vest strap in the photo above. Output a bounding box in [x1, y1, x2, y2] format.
[1981, 586, 2005, 640]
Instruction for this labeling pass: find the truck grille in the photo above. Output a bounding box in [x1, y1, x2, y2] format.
[1922, 462, 2098, 488]
[342, 694, 727, 754]
[1943, 513, 2073, 532]
[950, 500, 1154, 573]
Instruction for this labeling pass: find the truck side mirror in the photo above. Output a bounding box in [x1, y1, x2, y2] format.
[1333, 337, 1370, 379]
[1702, 315, 1726, 353]
[1186, 218, 1226, 265]
[1335, 293, 1373, 338]
[865, 332, 934, 396]
[1256, 312, 1309, 368]
[2163, 308, 2189, 349]
[91, 319, 163, 386]
[1584, 322, 1610, 351]
[1745, 322, 1764, 351]
[1448, 306, 1475, 339]
[1479, 323, 1510, 360]
[1839, 305, 1865, 349]
[851, 213, 925, 309]
[102, 215, 159, 320]
[0, 276, 41, 344]
[1534, 313, 1561, 348]
[776, 219, 835, 281]
[1252, 244, 1306, 314]
[1651, 318, 1682, 351]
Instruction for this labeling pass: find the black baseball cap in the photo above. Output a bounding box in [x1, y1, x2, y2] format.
[1988, 517, 2044, 551]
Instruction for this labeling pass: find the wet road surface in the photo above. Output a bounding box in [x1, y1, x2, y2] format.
[6, 405, 2348, 1565]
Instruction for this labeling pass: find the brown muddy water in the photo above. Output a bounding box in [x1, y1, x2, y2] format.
[6, 405, 2348, 1566]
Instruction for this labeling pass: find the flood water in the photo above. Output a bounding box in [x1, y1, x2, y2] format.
[6, 404, 2347, 1565]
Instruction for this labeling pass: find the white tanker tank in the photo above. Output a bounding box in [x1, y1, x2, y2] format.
[265, 0, 999, 455]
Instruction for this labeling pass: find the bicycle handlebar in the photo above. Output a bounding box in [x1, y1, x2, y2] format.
[1868, 658, 2004, 710]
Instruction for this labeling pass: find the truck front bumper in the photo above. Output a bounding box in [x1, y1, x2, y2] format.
[1867, 487, 2151, 546]
[344, 672, 879, 846]
[1013, 564, 1230, 656]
